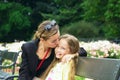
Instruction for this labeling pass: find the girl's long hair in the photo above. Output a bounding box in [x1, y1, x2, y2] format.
[40, 34, 79, 80]
[40, 57, 58, 79]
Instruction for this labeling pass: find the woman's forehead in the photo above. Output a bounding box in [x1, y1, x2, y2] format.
[49, 31, 60, 39]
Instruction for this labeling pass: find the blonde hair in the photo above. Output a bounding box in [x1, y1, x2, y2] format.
[33, 20, 59, 40]
[59, 34, 79, 80]
[60, 34, 80, 54]
[41, 34, 80, 80]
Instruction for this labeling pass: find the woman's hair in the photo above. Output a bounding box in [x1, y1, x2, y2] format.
[40, 34, 80, 80]
[32, 20, 59, 40]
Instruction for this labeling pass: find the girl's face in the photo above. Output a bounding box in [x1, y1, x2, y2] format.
[55, 39, 70, 59]
[43, 31, 60, 48]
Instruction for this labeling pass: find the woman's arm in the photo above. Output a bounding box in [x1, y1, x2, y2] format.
[19, 44, 32, 80]
[61, 53, 78, 63]
[79, 47, 87, 57]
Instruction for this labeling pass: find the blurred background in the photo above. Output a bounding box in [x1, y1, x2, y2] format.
[0, 0, 120, 43]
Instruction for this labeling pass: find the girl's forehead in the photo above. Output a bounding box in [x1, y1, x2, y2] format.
[59, 39, 68, 45]
[59, 38, 66, 42]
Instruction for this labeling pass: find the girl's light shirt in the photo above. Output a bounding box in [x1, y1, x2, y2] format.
[45, 61, 72, 80]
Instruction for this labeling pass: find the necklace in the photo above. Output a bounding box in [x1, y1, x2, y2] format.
[36, 48, 50, 71]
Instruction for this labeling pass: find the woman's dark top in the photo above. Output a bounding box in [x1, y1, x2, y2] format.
[18, 39, 55, 80]
[35, 50, 54, 77]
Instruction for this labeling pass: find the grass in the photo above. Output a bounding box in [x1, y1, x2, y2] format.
[75, 75, 85, 80]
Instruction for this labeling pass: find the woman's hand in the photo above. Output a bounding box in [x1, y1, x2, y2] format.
[62, 53, 78, 63]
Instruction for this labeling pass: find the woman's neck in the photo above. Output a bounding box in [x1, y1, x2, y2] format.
[37, 47, 51, 59]
[39, 41, 50, 52]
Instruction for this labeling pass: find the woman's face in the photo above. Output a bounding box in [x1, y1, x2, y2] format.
[43, 31, 60, 48]
[55, 39, 70, 59]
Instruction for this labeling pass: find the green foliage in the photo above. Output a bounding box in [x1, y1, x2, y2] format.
[81, 0, 120, 39]
[103, 0, 120, 39]
[104, 0, 120, 23]
[0, 2, 32, 42]
[41, 0, 82, 26]
[61, 21, 99, 38]
[80, 0, 107, 21]
[75, 75, 85, 80]
[9, 10, 31, 29]
[2, 59, 12, 66]
[102, 24, 120, 39]
[0, 0, 120, 42]
[81, 0, 120, 23]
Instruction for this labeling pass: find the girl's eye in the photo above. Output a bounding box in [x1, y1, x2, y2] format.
[61, 47, 65, 50]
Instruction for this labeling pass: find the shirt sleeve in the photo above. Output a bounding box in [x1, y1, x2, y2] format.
[19, 44, 32, 80]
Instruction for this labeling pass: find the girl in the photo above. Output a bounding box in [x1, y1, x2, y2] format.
[41, 34, 80, 80]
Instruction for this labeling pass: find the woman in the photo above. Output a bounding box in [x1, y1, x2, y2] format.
[41, 34, 80, 80]
[19, 20, 60, 80]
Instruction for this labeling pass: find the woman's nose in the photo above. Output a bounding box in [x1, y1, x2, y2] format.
[56, 39, 59, 45]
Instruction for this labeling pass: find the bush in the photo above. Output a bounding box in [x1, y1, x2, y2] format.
[102, 24, 120, 40]
[61, 21, 99, 38]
